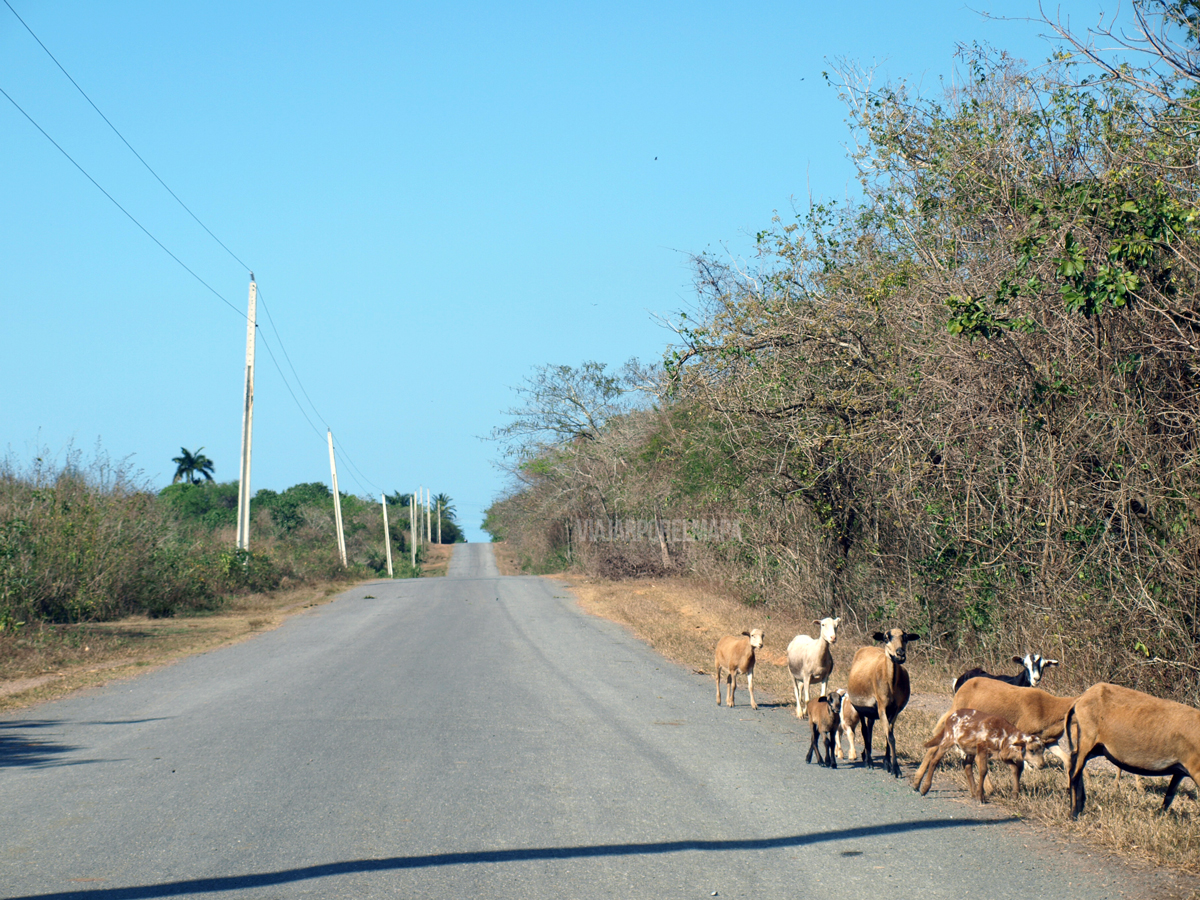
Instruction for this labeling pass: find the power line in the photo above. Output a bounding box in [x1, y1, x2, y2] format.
[256, 286, 333, 432]
[253, 326, 327, 444]
[2, 0, 253, 275]
[1, 8, 389, 494]
[0, 83, 246, 320]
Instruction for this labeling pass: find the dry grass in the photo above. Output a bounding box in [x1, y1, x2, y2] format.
[563, 572, 1200, 883]
[421, 544, 453, 577]
[564, 574, 951, 703]
[490, 541, 523, 577]
[0, 582, 348, 713]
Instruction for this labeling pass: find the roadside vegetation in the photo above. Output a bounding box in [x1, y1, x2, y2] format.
[487, 4, 1200, 704]
[0, 446, 463, 706]
[486, 3, 1200, 878]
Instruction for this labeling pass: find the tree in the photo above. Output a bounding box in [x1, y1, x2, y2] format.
[433, 493, 456, 520]
[488, 360, 648, 461]
[171, 447, 215, 485]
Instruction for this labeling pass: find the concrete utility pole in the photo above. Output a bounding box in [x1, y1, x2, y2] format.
[235, 275, 256, 551]
[437, 500, 441, 545]
[425, 487, 432, 544]
[381, 493, 394, 579]
[327, 430, 347, 567]
[410, 488, 417, 571]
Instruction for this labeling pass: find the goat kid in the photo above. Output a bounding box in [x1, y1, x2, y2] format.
[913, 709, 1045, 802]
[806, 692, 844, 769]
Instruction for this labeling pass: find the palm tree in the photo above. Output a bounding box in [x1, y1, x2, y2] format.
[433, 493, 456, 520]
[172, 447, 215, 484]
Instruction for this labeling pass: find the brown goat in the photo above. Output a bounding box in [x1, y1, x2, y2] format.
[1066, 682, 1200, 819]
[714, 629, 764, 709]
[846, 628, 920, 777]
[912, 708, 1045, 802]
[806, 692, 844, 769]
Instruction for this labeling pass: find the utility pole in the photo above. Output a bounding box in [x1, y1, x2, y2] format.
[410, 488, 417, 571]
[437, 500, 441, 545]
[381, 493, 394, 579]
[235, 275, 256, 551]
[327, 430, 347, 567]
[425, 487, 432, 543]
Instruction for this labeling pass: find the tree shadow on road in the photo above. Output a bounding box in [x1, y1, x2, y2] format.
[0, 718, 170, 769]
[8, 817, 1009, 900]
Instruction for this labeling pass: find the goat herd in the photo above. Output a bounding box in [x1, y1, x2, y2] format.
[713, 618, 1200, 819]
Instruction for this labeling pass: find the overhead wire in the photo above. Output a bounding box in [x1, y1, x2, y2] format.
[2, 0, 253, 275]
[0, 83, 247, 320]
[3, 6, 390, 496]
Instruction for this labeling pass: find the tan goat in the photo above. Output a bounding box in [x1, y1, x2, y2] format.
[714, 629, 764, 709]
[912, 708, 1045, 802]
[806, 692, 844, 769]
[1066, 682, 1200, 819]
[787, 616, 840, 719]
[846, 628, 920, 776]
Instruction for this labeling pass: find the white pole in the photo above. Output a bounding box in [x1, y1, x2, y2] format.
[381, 493, 394, 579]
[437, 501, 442, 545]
[425, 487, 432, 543]
[410, 489, 416, 570]
[235, 276, 256, 551]
[328, 430, 347, 567]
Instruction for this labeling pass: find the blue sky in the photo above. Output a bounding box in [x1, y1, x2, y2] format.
[1, 1, 1111, 541]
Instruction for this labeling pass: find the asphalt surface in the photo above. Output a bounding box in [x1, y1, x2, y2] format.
[1, 543, 1130, 899]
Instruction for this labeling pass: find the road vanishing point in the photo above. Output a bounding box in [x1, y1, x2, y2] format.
[3, 544, 1131, 899]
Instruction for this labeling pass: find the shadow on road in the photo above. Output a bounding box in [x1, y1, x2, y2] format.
[0, 720, 80, 769]
[9, 817, 1010, 899]
[0, 718, 171, 769]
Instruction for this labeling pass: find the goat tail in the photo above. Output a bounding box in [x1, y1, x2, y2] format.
[923, 708, 953, 749]
[1065, 702, 1082, 777]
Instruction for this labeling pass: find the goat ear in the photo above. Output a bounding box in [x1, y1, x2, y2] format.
[1012, 656, 1025, 665]
[812, 619, 821, 626]
[1045, 659, 1060, 667]
[872, 631, 887, 642]
[741, 631, 751, 637]
[904, 633, 921, 642]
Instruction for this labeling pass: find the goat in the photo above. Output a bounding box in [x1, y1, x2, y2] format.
[834, 688, 860, 762]
[714, 629, 764, 710]
[951, 653, 1059, 693]
[918, 680, 1076, 793]
[787, 616, 840, 719]
[846, 628, 920, 777]
[1065, 682, 1200, 819]
[912, 708, 1045, 802]
[806, 692, 844, 769]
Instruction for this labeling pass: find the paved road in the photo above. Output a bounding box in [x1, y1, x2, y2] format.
[2, 544, 1129, 899]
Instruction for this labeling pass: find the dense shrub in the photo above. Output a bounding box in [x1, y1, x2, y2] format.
[486, 31, 1200, 705]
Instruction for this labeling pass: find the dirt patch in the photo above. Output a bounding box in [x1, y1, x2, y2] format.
[490, 541, 523, 577]
[422, 543, 453, 577]
[560, 571, 1200, 893]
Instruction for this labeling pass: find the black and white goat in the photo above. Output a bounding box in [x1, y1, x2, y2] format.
[951, 653, 1058, 694]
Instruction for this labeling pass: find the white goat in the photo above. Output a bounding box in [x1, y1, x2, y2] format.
[787, 617, 840, 719]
